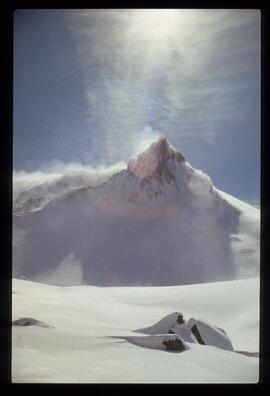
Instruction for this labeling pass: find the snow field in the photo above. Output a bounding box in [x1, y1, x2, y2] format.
[12, 277, 259, 383]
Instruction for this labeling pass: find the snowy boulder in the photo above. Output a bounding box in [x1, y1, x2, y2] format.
[136, 312, 186, 335]
[121, 334, 189, 352]
[136, 312, 198, 343]
[12, 317, 53, 328]
[187, 318, 234, 351]
[170, 323, 198, 343]
[135, 312, 234, 351]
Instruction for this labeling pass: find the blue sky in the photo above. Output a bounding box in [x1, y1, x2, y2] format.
[13, 9, 260, 202]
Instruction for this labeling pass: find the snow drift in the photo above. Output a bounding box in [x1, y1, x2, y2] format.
[12, 277, 259, 383]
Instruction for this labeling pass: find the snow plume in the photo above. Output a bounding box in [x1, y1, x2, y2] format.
[187, 166, 215, 198]
[129, 128, 162, 158]
[31, 252, 83, 286]
[13, 170, 61, 200]
[13, 161, 126, 201]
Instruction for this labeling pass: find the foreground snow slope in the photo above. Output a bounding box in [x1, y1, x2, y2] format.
[12, 277, 259, 383]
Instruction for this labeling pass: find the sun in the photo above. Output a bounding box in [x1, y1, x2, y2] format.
[130, 9, 180, 41]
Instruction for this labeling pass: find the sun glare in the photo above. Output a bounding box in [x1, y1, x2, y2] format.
[131, 9, 180, 40]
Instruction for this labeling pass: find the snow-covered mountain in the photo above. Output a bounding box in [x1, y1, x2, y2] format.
[13, 137, 260, 286]
[13, 178, 70, 214]
[13, 165, 122, 215]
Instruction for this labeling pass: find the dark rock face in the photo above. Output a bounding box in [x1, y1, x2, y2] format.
[191, 324, 205, 345]
[163, 338, 186, 352]
[12, 317, 52, 328]
[177, 314, 184, 325]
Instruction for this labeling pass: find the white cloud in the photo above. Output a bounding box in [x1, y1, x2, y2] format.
[13, 170, 61, 200]
[63, 9, 260, 162]
[13, 161, 126, 200]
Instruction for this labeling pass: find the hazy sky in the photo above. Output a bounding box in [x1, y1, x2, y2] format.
[14, 9, 260, 201]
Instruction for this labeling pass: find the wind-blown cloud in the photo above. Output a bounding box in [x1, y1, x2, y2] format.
[64, 9, 260, 160]
[13, 161, 125, 200]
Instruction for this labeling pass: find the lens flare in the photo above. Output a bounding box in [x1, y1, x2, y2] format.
[130, 9, 181, 41]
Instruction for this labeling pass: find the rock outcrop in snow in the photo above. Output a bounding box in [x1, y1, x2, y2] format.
[115, 334, 190, 353]
[12, 317, 53, 328]
[187, 318, 234, 351]
[136, 312, 234, 352]
[136, 312, 187, 335]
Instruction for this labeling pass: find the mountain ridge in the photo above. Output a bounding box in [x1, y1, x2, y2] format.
[13, 137, 260, 286]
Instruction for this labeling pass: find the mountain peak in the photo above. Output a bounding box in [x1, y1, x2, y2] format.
[152, 136, 169, 149]
[127, 137, 185, 178]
